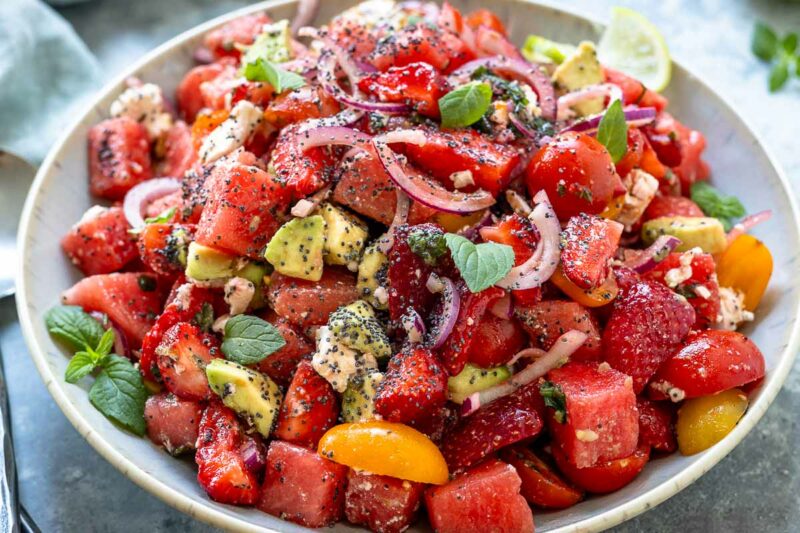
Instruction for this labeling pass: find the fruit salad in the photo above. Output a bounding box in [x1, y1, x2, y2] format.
[46, 2, 774, 531]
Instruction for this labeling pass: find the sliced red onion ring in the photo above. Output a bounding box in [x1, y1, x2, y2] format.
[290, 0, 320, 36]
[297, 125, 372, 151]
[496, 190, 560, 290]
[623, 235, 682, 273]
[297, 108, 365, 132]
[123, 177, 181, 230]
[372, 135, 496, 214]
[461, 329, 588, 416]
[89, 312, 131, 359]
[488, 293, 512, 319]
[240, 438, 266, 477]
[727, 209, 772, 244]
[401, 309, 426, 344]
[506, 346, 546, 367]
[450, 56, 556, 121]
[378, 188, 410, 254]
[192, 47, 214, 65]
[458, 210, 494, 242]
[290, 186, 331, 217]
[508, 112, 539, 140]
[427, 275, 460, 349]
[560, 106, 657, 135]
[556, 84, 624, 121]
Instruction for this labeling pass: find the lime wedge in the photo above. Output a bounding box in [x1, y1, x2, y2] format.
[597, 7, 671, 92]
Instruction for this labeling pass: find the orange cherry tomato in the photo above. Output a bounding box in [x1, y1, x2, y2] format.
[191, 109, 229, 152]
[716, 234, 773, 311]
[434, 210, 488, 234]
[318, 421, 449, 484]
[550, 267, 619, 308]
[600, 194, 626, 221]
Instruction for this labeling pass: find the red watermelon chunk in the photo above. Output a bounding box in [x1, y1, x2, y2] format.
[560, 214, 623, 290]
[425, 459, 535, 533]
[203, 13, 271, 59]
[345, 469, 425, 533]
[258, 441, 348, 528]
[61, 206, 138, 276]
[144, 392, 203, 456]
[515, 300, 603, 362]
[637, 397, 677, 453]
[546, 362, 639, 469]
[195, 154, 289, 259]
[176, 61, 234, 122]
[267, 268, 359, 328]
[254, 312, 314, 386]
[88, 117, 152, 200]
[157, 120, 197, 179]
[440, 382, 544, 472]
[61, 272, 166, 347]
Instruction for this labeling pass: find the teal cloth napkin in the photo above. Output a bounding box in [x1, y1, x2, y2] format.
[0, 0, 102, 165]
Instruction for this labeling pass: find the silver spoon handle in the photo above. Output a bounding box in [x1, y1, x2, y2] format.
[0, 347, 19, 533]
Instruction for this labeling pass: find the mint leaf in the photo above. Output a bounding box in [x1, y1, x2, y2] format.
[145, 206, 176, 225]
[95, 328, 115, 357]
[769, 59, 789, 92]
[690, 181, 746, 231]
[222, 314, 286, 365]
[89, 355, 148, 436]
[45, 305, 105, 352]
[540, 381, 567, 424]
[439, 81, 493, 129]
[444, 233, 515, 293]
[781, 32, 797, 55]
[65, 351, 103, 384]
[596, 99, 628, 163]
[752, 22, 778, 61]
[242, 59, 306, 93]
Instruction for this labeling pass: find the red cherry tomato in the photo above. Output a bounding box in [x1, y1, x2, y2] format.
[525, 132, 625, 220]
[500, 447, 584, 509]
[552, 444, 650, 494]
[465, 9, 507, 34]
[466, 314, 526, 368]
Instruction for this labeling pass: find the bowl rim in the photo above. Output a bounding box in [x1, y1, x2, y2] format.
[15, 1, 800, 532]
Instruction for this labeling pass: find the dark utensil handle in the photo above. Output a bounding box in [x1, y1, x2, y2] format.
[0, 348, 19, 533]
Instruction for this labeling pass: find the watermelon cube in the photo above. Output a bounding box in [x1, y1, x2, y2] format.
[61, 206, 138, 276]
[425, 459, 535, 533]
[257, 441, 348, 528]
[144, 393, 203, 456]
[344, 469, 424, 533]
[546, 362, 639, 468]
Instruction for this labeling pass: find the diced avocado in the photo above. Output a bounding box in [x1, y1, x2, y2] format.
[320, 203, 369, 267]
[357, 243, 389, 311]
[522, 35, 577, 65]
[205, 359, 283, 438]
[185, 241, 236, 281]
[342, 371, 383, 422]
[241, 19, 291, 65]
[448, 363, 511, 404]
[641, 216, 728, 254]
[264, 215, 326, 281]
[552, 41, 604, 116]
[329, 300, 392, 359]
[235, 261, 269, 310]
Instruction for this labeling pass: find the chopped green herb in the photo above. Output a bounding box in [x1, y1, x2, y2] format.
[540, 380, 567, 424]
[222, 314, 286, 365]
[596, 99, 628, 163]
[242, 58, 306, 93]
[690, 181, 746, 231]
[407, 227, 447, 266]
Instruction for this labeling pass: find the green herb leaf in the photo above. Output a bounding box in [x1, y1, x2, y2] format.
[95, 328, 115, 357]
[242, 58, 306, 93]
[65, 350, 103, 384]
[443, 233, 515, 293]
[539, 380, 567, 424]
[438, 81, 493, 129]
[596, 99, 628, 163]
[145, 206, 176, 225]
[781, 32, 797, 55]
[88, 355, 148, 436]
[45, 305, 105, 352]
[193, 302, 215, 333]
[690, 181, 746, 231]
[769, 59, 790, 92]
[222, 314, 286, 365]
[407, 227, 447, 266]
[752, 22, 778, 62]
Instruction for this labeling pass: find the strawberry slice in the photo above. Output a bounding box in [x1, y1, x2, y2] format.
[387, 224, 440, 322]
[196, 403, 261, 505]
[274, 361, 339, 448]
[440, 382, 544, 472]
[560, 214, 623, 290]
[358, 62, 450, 118]
[637, 397, 677, 453]
[602, 268, 695, 393]
[515, 300, 603, 362]
[374, 348, 448, 425]
[156, 322, 221, 401]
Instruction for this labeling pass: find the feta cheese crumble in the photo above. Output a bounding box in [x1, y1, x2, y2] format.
[199, 100, 263, 164]
[110, 83, 173, 140]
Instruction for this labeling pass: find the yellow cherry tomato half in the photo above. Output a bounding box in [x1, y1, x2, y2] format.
[550, 267, 619, 308]
[318, 421, 449, 484]
[600, 194, 626, 221]
[676, 388, 748, 456]
[434, 210, 488, 234]
[716, 234, 773, 311]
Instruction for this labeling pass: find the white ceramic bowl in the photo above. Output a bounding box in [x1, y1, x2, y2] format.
[16, 1, 800, 531]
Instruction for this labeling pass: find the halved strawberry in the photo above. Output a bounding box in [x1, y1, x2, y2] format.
[637, 397, 677, 453]
[387, 224, 440, 322]
[560, 214, 623, 290]
[267, 268, 359, 328]
[61, 206, 138, 276]
[643, 195, 704, 221]
[144, 392, 203, 456]
[196, 403, 261, 505]
[263, 85, 340, 128]
[270, 124, 336, 201]
[515, 300, 603, 361]
[274, 361, 339, 448]
[254, 313, 314, 386]
[137, 223, 194, 277]
[374, 348, 448, 425]
[88, 117, 152, 200]
[602, 268, 695, 393]
[156, 322, 220, 401]
[358, 62, 450, 118]
[439, 382, 544, 472]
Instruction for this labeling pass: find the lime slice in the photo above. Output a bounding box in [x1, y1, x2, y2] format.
[597, 7, 671, 92]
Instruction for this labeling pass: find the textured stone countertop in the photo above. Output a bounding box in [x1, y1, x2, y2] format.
[5, 0, 799, 531]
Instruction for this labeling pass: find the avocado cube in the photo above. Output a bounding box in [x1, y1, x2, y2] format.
[342, 372, 383, 422]
[357, 243, 389, 311]
[641, 216, 727, 254]
[448, 363, 511, 404]
[328, 301, 392, 360]
[552, 41, 604, 116]
[185, 241, 237, 282]
[320, 203, 369, 267]
[264, 215, 326, 281]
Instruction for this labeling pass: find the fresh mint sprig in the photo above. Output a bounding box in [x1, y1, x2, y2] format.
[751, 22, 798, 92]
[438, 81, 493, 129]
[690, 181, 746, 231]
[443, 233, 515, 293]
[221, 314, 286, 365]
[596, 99, 628, 163]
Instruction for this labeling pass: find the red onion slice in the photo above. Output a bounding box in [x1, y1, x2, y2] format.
[290, 0, 320, 36]
[372, 135, 496, 214]
[427, 275, 460, 349]
[449, 56, 556, 121]
[378, 188, 410, 254]
[123, 177, 181, 230]
[458, 210, 494, 242]
[240, 438, 266, 477]
[401, 308, 426, 344]
[192, 47, 214, 65]
[560, 106, 657, 135]
[623, 235, 682, 273]
[297, 108, 365, 132]
[727, 209, 772, 244]
[297, 125, 372, 151]
[556, 83, 623, 121]
[496, 190, 560, 290]
[461, 329, 588, 416]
